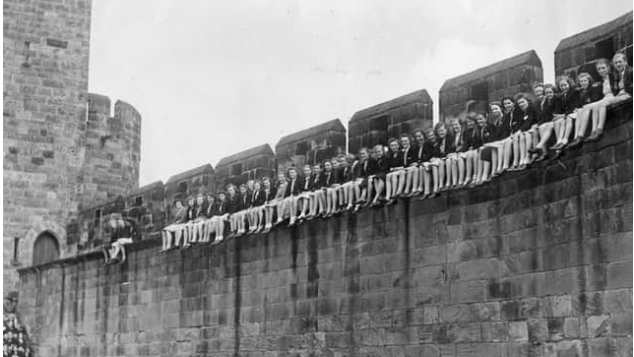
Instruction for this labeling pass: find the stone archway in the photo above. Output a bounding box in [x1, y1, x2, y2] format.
[32, 231, 60, 266]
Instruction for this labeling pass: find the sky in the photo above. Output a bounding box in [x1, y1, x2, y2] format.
[87, 0, 633, 186]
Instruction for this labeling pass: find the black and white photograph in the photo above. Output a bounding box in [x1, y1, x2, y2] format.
[3, 0, 633, 356]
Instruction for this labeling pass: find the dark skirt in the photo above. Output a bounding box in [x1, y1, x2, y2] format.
[480, 147, 493, 162]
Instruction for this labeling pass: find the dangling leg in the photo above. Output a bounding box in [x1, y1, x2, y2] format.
[465, 152, 473, 186]
[431, 165, 440, 195]
[438, 160, 446, 191]
[422, 168, 431, 198]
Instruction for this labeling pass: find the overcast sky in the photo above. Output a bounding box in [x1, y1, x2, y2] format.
[88, 0, 632, 186]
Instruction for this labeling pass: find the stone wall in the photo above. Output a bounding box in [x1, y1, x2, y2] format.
[18, 103, 632, 357]
[82, 94, 142, 209]
[3, 0, 93, 291]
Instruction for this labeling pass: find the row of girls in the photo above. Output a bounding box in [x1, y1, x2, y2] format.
[159, 53, 632, 251]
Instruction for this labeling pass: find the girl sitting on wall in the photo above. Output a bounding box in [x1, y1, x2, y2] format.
[384, 137, 404, 204]
[567, 72, 603, 148]
[160, 200, 187, 252]
[529, 84, 560, 161]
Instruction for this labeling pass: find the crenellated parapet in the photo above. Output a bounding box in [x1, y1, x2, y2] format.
[275, 119, 346, 172]
[555, 11, 632, 79]
[215, 144, 276, 187]
[81, 93, 142, 209]
[348, 89, 433, 154]
[439, 51, 543, 123]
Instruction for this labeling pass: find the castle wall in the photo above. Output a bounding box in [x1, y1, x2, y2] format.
[3, 0, 93, 291]
[18, 103, 632, 357]
[81, 94, 142, 209]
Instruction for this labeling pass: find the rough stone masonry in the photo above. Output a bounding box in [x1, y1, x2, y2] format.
[18, 104, 632, 357]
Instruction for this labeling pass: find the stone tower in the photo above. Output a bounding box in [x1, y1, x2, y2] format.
[3, 0, 141, 292]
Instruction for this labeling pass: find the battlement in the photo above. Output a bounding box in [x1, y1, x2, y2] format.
[17, 101, 632, 357]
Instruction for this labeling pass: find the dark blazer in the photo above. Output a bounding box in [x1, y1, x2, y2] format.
[300, 175, 313, 192]
[402, 146, 417, 166]
[263, 187, 277, 203]
[215, 201, 226, 215]
[414, 142, 434, 162]
[251, 189, 266, 206]
[433, 136, 455, 158]
[320, 171, 335, 187]
[332, 167, 345, 184]
[538, 96, 561, 125]
[518, 105, 538, 131]
[578, 83, 603, 107]
[238, 192, 251, 210]
[310, 173, 322, 190]
[452, 131, 467, 153]
[610, 65, 633, 96]
[284, 177, 303, 197]
[502, 109, 524, 135]
[464, 127, 482, 150]
[386, 151, 404, 169]
[367, 156, 388, 175]
[358, 159, 371, 177]
[558, 89, 581, 115]
[205, 202, 216, 218]
[225, 195, 240, 214]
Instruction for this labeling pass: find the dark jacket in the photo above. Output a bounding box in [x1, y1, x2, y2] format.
[557, 89, 581, 115]
[215, 201, 226, 215]
[432, 136, 454, 158]
[414, 142, 434, 163]
[487, 116, 505, 141]
[578, 83, 603, 107]
[238, 192, 251, 210]
[610, 65, 633, 96]
[225, 195, 240, 214]
[284, 177, 303, 197]
[367, 156, 388, 175]
[502, 109, 524, 135]
[465, 127, 484, 150]
[263, 187, 277, 203]
[250, 189, 266, 206]
[451, 130, 467, 153]
[401, 146, 417, 166]
[320, 170, 335, 187]
[309, 173, 322, 190]
[386, 151, 404, 170]
[518, 105, 538, 131]
[300, 175, 313, 192]
[537, 96, 561, 125]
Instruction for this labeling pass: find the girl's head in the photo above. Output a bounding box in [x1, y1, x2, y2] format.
[239, 184, 247, 194]
[287, 167, 298, 179]
[345, 154, 356, 164]
[358, 147, 369, 161]
[388, 138, 400, 153]
[533, 83, 545, 99]
[207, 194, 215, 205]
[426, 129, 437, 143]
[450, 119, 462, 134]
[577, 72, 594, 89]
[489, 102, 503, 117]
[557, 75, 574, 93]
[227, 184, 236, 196]
[413, 129, 425, 144]
[332, 157, 342, 168]
[218, 192, 226, 202]
[464, 116, 476, 130]
[262, 177, 271, 189]
[544, 84, 556, 100]
[516, 95, 530, 111]
[313, 164, 322, 175]
[595, 58, 612, 78]
[400, 134, 411, 149]
[302, 164, 312, 177]
[434, 122, 448, 139]
[323, 160, 332, 172]
[475, 113, 487, 127]
[613, 53, 628, 73]
[277, 173, 287, 185]
[253, 180, 262, 191]
[501, 97, 515, 113]
[373, 145, 384, 158]
[195, 194, 204, 206]
[174, 200, 183, 209]
[246, 179, 255, 191]
[187, 197, 195, 206]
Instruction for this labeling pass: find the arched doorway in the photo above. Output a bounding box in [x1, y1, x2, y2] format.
[32, 231, 60, 266]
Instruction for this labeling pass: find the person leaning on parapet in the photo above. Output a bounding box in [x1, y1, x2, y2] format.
[101, 213, 138, 265]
